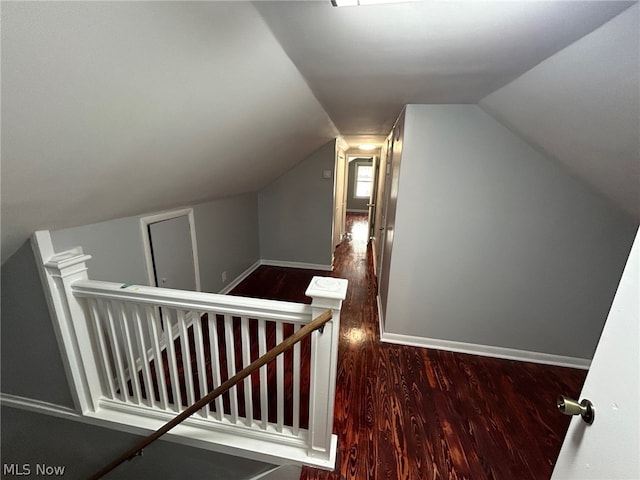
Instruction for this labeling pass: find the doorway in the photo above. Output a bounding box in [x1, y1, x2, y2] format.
[346, 155, 377, 240]
[140, 208, 201, 291]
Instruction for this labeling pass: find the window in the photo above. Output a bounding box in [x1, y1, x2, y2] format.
[355, 164, 373, 198]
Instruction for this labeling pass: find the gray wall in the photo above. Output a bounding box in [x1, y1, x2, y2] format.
[346, 158, 373, 211]
[194, 193, 260, 293]
[1, 406, 275, 479]
[50, 193, 260, 293]
[384, 104, 637, 359]
[479, 4, 639, 220]
[51, 216, 149, 285]
[258, 141, 336, 267]
[1, 241, 75, 407]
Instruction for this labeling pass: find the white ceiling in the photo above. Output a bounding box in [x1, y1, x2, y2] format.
[255, 0, 634, 145]
[1, 1, 638, 262]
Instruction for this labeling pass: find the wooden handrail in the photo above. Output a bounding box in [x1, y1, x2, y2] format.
[88, 309, 333, 480]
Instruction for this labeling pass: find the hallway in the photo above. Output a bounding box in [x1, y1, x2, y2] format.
[232, 213, 586, 479]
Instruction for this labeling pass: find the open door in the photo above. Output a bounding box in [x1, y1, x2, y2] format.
[372, 136, 391, 275]
[140, 208, 201, 291]
[377, 118, 404, 327]
[332, 147, 348, 250]
[552, 228, 639, 479]
[367, 155, 380, 240]
[148, 216, 197, 291]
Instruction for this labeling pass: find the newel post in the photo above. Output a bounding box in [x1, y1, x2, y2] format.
[305, 276, 348, 464]
[44, 247, 103, 413]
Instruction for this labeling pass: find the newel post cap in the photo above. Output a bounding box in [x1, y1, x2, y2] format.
[44, 247, 92, 278]
[305, 276, 348, 308]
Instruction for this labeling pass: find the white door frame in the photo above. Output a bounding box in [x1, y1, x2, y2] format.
[332, 147, 348, 250]
[140, 208, 201, 291]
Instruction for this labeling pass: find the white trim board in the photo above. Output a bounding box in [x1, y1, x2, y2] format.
[139, 208, 202, 292]
[259, 259, 333, 272]
[380, 331, 591, 370]
[218, 260, 261, 295]
[249, 465, 302, 480]
[1, 393, 81, 422]
[376, 296, 590, 370]
[218, 259, 333, 296]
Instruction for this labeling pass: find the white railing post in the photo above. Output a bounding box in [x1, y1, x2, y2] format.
[44, 247, 103, 412]
[305, 276, 348, 463]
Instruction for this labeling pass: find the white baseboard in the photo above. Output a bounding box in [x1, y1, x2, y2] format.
[259, 259, 333, 272]
[218, 260, 262, 295]
[219, 260, 333, 297]
[1, 393, 81, 420]
[249, 465, 302, 480]
[376, 297, 590, 370]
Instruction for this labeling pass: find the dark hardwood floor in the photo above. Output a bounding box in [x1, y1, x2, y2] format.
[231, 213, 587, 480]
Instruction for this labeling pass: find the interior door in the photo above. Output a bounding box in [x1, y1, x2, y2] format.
[332, 148, 347, 249]
[367, 156, 380, 240]
[374, 138, 391, 274]
[377, 120, 404, 326]
[551, 228, 639, 479]
[148, 215, 197, 291]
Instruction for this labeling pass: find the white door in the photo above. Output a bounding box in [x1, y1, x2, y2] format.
[367, 156, 379, 240]
[552, 227, 639, 479]
[148, 215, 197, 291]
[332, 148, 348, 249]
[374, 137, 392, 274]
[377, 119, 404, 326]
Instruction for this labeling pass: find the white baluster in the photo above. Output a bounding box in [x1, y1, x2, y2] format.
[87, 298, 116, 400]
[104, 300, 129, 403]
[207, 313, 224, 421]
[177, 310, 196, 407]
[258, 318, 268, 430]
[164, 313, 182, 410]
[292, 323, 301, 436]
[147, 306, 169, 411]
[119, 302, 142, 405]
[224, 315, 239, 424]
[191, 312, 209, 418]
[276, 321, 284, 433]
[241, 317, 253, 427]
[132, 304, 154, 408]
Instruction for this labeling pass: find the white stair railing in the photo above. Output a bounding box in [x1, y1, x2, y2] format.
[41, 245, 347, 468]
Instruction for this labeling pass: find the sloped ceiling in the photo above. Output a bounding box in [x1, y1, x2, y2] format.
[2, 1, 638, 263]
[0, 2, 338, 262]
[255, 1, 634, 146]
[480, 3, 640, 220]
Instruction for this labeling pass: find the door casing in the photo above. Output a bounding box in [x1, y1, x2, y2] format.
[140, 208, 201, 291]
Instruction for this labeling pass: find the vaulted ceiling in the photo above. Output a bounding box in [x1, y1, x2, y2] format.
[1, 1, 638, 262]
[255, 1, 634, 144]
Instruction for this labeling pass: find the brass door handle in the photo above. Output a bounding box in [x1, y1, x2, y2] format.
[557, 395, 595, 424]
